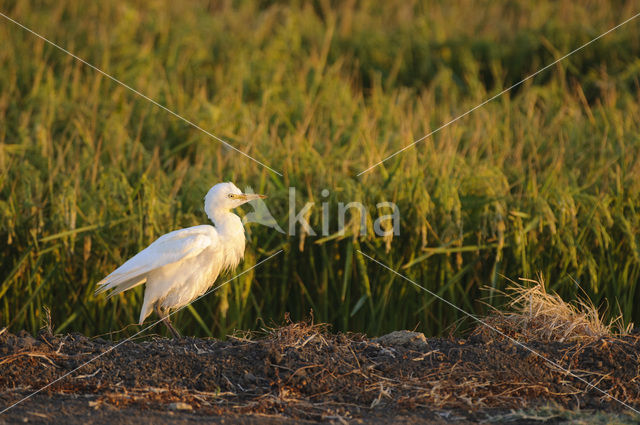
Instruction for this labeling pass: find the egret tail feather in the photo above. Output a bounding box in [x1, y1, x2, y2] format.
[94, 275, 147, 298]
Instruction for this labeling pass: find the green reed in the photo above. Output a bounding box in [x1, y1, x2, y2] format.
[1, 0, 639, 338]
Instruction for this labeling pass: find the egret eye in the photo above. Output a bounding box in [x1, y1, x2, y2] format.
[227, 193, 234, 198]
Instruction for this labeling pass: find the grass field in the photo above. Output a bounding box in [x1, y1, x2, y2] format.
[1, 0, 640, 339]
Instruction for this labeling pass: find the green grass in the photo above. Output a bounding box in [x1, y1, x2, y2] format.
[1, 0, 639, 338]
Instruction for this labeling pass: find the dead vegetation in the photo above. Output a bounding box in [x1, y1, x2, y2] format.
[477, 276, 632, 343]
[1, 294, 639, 422]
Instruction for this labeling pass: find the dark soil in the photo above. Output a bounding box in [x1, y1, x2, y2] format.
[0, 320, 639, 424]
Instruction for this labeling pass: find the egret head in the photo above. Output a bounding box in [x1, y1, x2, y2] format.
[204, 182, 266, 219]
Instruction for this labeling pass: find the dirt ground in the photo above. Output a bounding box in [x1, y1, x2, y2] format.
[0, 320, 639, 424]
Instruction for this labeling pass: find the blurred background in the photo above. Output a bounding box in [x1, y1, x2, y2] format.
[1, 0, 639, 338]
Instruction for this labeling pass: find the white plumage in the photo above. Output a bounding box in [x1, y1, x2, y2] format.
[95, 182, 265, 336]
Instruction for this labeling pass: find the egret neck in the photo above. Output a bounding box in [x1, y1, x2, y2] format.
[205, 206, 246, 273]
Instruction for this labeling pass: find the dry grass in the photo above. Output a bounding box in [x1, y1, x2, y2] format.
[3, 318, 640, 417]
[481, 276, 632, 342]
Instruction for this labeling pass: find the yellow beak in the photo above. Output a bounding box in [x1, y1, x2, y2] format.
[238, 193, 267, 201]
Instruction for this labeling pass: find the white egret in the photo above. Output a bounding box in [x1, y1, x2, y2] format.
[95, 182, 265, 337]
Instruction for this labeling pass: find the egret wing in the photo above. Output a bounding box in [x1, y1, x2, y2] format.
[95, 225, 218, 296]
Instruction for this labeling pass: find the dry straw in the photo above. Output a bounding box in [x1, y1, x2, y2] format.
[480, 275, 632, 342]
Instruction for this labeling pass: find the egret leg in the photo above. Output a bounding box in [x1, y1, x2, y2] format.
[154, 304, 181, 338]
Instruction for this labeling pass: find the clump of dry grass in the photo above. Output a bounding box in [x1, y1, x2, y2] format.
[480, 276, 631, 342]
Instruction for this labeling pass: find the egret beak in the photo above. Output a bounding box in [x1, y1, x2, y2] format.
[239, 193, 267, 201]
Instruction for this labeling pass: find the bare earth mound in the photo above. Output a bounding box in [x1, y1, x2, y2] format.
[0, 321, 639, 424]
